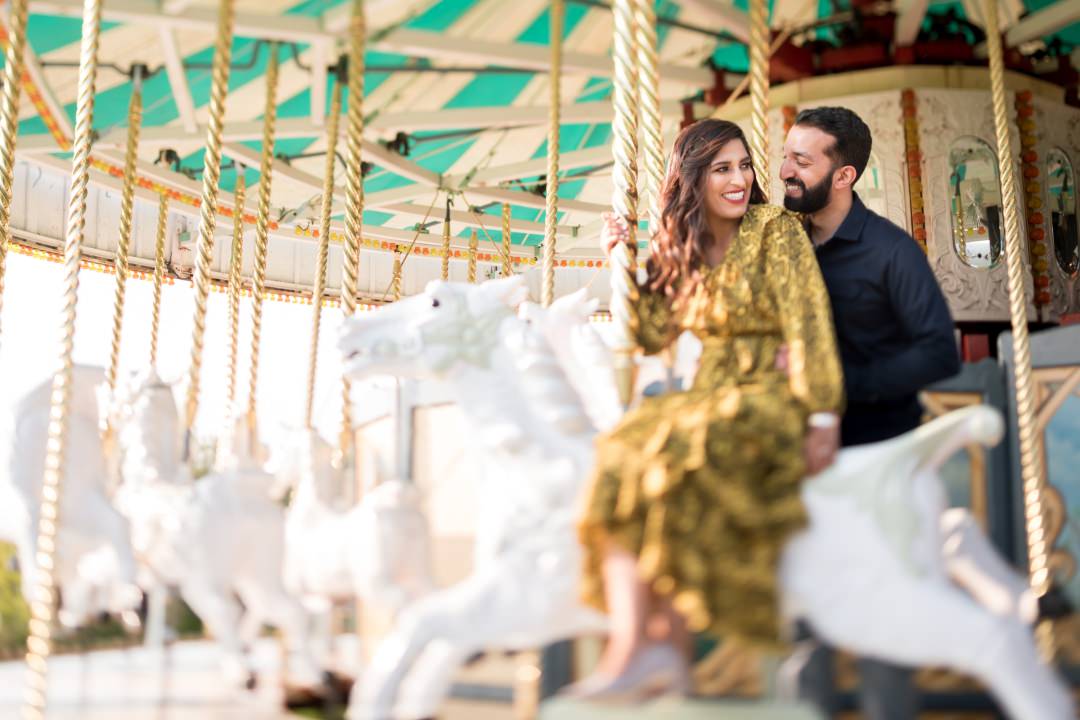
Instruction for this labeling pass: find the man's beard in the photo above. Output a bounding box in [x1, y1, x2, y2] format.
[783, 171, 833, 213]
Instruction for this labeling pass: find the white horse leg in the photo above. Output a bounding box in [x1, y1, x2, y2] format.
[349, 575, 500, 720]
[180, 579, 252, 688]
[393, 640, 477, 720]
[236, 602, 264, 651]
[940, 508, 1038, 623]
[307, 604, 335, 670]
[395, 602, 604, 720]
[972, 620, 1076, 720]
[256, 588, 323, 688]
[815, 581, 1072, 720]
[97, 509, 141, 619]
[143, 584, 169, 649]
[351, 548, 607, 720]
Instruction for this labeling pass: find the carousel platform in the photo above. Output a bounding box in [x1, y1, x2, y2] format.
[0, 638, 518, 719]
[540, 696, 824, 719]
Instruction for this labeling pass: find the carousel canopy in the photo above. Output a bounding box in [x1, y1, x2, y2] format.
[5, 0, 1080, 261]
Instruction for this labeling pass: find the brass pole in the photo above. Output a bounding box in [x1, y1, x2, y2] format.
[340, 0, 366, 459]
[0, 0, 30, 345]
[246, 42, 281, 441]
[22, 0, 103, 713]
[149, 194, 168, 369]
[542, 0, 563, 307]
[634, 0, 663, 236]
[501, 202, 512, 276]
[104, 67, 145, 402]
[441, 198, 451, 281]
[391, 252, 403, 300]
[609, 0, 641, 407]
[748, 0, 771, 198]
[982, 0, 1052, 631]
[225, 168, 246, 411]
[182, 0, 237, 449]
[467, 229, 478, 283]
[304, 78, 343, 430]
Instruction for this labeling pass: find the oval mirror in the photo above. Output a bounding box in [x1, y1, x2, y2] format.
[1047, 147, 1078, 278]
[948, 137, 1002, 269]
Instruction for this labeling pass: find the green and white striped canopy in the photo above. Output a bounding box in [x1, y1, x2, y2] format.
[8, 0, 1080, 254]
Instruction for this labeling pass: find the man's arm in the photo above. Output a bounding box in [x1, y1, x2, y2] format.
[843, 238, 961, 403]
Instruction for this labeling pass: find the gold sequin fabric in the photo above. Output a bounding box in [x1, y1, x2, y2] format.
[580, 204, 844, 647]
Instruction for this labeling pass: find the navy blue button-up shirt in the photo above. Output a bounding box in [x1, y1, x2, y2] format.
[813, 193, 961, 446]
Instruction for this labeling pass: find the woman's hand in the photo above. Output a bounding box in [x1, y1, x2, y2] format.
[601, 211, 632, 260]
[803, 414, 839, 476]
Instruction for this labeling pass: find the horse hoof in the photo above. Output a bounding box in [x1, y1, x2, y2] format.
[320, 670, 355, 704]
[245, 672, 258, 691]
[283, 684, 328, 710]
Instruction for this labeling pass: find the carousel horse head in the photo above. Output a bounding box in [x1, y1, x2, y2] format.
[99, 368, 184, 485]
[340, 276, 529, 381]
[266, 425, 339, 503]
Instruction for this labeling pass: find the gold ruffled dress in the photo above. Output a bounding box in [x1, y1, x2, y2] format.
[580, 204, 844, 647]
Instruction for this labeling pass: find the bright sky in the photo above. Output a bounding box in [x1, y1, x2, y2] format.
[0, 251, 347, 450]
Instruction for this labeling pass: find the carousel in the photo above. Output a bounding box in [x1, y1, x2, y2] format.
[0, 0, 1077, 718]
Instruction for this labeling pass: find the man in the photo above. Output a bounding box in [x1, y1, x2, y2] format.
[779, 106, 961, 719]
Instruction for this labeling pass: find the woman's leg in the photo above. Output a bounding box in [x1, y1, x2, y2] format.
[593, 540, 649, 676]
[649, 593, 691, 659]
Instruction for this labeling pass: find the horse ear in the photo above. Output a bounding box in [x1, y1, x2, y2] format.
[550, 287, 598, 319]
[469, 275, 528, 313]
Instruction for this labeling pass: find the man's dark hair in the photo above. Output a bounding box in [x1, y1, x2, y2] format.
[794, 106, 873, 182]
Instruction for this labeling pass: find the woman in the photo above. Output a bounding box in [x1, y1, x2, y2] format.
[574, 119, 844, 699]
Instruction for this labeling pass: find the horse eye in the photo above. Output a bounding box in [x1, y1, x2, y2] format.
[431, 298, 441, 308]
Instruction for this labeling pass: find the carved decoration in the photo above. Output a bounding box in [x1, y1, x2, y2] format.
[919, 89, 1030, 322]
[1034, 97, 1080, 318]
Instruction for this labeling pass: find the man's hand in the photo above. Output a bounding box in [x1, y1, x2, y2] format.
[803, 420, 839, 476]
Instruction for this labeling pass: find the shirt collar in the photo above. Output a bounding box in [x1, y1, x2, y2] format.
[832, 192, 869, 243]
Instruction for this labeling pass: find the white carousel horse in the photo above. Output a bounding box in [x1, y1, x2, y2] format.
[269, 428, 434, 632]
[0, 365, 141, 628]
[340, 278, 608, 719]
[103, 369, 323, 690]
[533, 290, 1069, 717]
[339, 277, 1073, 720]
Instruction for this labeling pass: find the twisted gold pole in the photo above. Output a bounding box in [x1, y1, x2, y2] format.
[391, 252, 402, 300]
[748, 0, 770, 198]
[501, 202, 512, 276]
[441, 198, 451, 280]
[0, 0, 29, 344]
[340, 0, 366, 458]
[105, 68, 144, 401]
[246, 42, 280, 440]
[304, 79, 342, 430]
[149, 193, 168, 369]
[634, 0, 663, 237]
[982, 0, 1052, 627]
[23, 0, 102, 714]
[225, 169, 246, 411]
[183, 0, 237, 445]
[467, 229, 478, 283]
[609, 0, 640, 408]
[542, 0, 563, 307]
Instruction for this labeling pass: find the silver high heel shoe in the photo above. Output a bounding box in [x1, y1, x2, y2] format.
[562, 642, 693, 705]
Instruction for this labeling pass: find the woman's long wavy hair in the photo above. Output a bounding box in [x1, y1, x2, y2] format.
[645, 119, 767, 304]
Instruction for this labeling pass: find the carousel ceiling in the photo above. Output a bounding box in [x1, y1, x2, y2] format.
[6, 0, 1080, 257]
